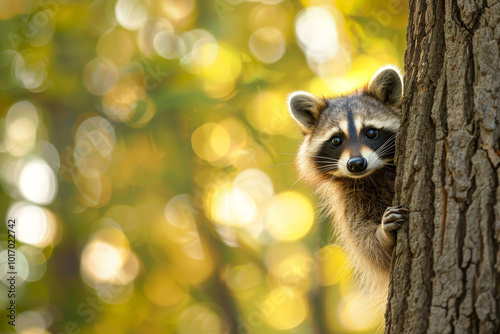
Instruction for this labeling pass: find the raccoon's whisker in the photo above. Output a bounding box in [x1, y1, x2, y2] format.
[378, 133, 397, 145]
[289, 178, 301, 190]
[314, 160, 339, 167]
[311, 156, 339, 160]
[316, 162, 337, 168]
[313, 159, 339, 164]
[377, 140, 396, 152]
[267, 162, 294, 167]
[275, 152, 298, 156]
[377, 146, 395, 154]
[313, 161, 340, 167]
[378, 140, 396, 150]
[314, 160, 340, 166]
[371, 135, 396, 158]
[309, 155, 340, 162]
[376, 148, 395, 157]
[331, 256, 352, 282]
[315, 163, 339, 169]
[366, 139, 392, 162]
[317, 166, 338, 173]
[375, 136, 396, 154]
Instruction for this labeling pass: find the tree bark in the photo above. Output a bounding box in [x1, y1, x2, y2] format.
[385, 0, 500, 333]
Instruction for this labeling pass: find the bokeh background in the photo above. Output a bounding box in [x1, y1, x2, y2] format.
[0, 0, 407, 333]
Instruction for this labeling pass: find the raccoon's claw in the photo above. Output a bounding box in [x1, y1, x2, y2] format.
[381, 205, 409, 235]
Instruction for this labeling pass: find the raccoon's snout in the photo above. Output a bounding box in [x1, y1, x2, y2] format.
[347, 157, 367, 173]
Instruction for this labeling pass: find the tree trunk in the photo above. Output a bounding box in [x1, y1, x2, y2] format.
[385, 0, 500, 333]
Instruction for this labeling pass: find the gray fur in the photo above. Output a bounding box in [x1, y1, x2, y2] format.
[367, 65, 404, 107]
[288, 91, 325, 133]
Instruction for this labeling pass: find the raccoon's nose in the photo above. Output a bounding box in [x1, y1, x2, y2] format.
[347, 157, 367, 173]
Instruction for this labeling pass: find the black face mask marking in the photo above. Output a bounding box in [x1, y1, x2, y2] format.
[315, 133, 344, 173]
[314, 125, 396, 175]
[362, 128, 396, 159]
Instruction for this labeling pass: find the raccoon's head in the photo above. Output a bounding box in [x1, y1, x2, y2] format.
[288, 66, 403, 184]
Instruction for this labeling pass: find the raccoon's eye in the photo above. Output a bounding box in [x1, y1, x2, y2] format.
[366, 128, 379, 139]
[331, 136, 342, 147]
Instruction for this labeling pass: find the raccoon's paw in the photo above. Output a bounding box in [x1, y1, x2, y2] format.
[380, 205, 409, 240]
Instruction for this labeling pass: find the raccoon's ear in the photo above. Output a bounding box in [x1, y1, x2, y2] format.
[288, 91, 325, 133]
[367, 65, 403, 107]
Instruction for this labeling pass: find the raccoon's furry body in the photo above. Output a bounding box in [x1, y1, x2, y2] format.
[288, 66, 407, 306]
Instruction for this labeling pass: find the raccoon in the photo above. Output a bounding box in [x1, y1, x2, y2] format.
[288, 65, 408, 304]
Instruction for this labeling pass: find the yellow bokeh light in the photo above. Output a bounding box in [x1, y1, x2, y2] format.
[103, 81, 145, 123]
[347, 55, 384, 86]
[265, 192, 314, 241]
[82, 226, 133, 284]
[138, 18, 174, 57]
[248, 5, 290, 33]
[18, 159, 57, 205]
[0, 249, 29, 284]
[316, 245, 352, 286]
[295, 7, 339, 63]
[262, 287, 308, 330]
[21, 245, 49, 282]
[164, 194, 197, 228]
[16, 327, 50, 334]
[80, 226, 139, 287]
[248, 27, 286, 64]
[73, 170, 112, 208]
[234, 168, 274, 210]
[309, 47, 352, 79]
[190, 117, 251, 168]
[159, 0, 195, 21]
[143, 267, 186, 307]
[267, 245, 313, 291]
[197, 44, 241, 98]
[96, 28, 136, 66]
[15, 52, 49, 91]
[7, 202, 58, 248]
[93, 226, 131, 250]
[157, 200, 215, 285]
[0, 1, 26, 20]
[164, 194, 207, 260]
[74, 116, 115, 177]
[170, 245, 215, 285]
[245, 91, 294, 135]
[210, 183, 257, 226]
[82, 58, 119, 96]
[225, 262, 262, 297]
[207, 168, 273, 228]
[114, 0, 150, 31]
[337, 293, 381, 331]
[177, 304, 223, 334]
[17, 311, 47, 334]
[191, 123, 230, 162]
[81, 241, 124, 282]
[5, 101, 38, 156]
[180, 30, 218, 71]
[210, 124, 231, 157]
[117, 249, 140, 285]
[218, 117, 249, 149]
